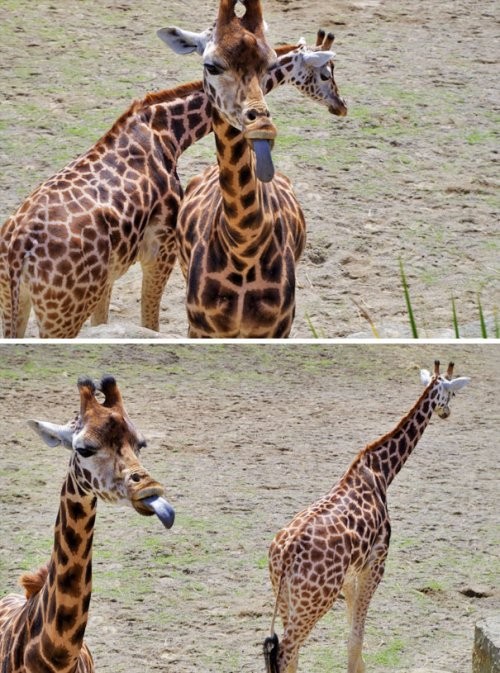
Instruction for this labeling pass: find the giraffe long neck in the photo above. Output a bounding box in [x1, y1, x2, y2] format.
[212, 110, 272, 259]
[360, 379, 441, 488]
[137, 82, 212, 160]
[23, 470, 97, 672]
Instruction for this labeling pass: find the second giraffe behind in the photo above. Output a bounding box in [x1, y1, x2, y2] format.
[264, 361, 470, 673]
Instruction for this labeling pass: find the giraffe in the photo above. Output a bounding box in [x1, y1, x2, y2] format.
[264, 361, 470, 673]
[0, 375, 175, 673]
[0, 31, 344, 339]
[159, 3, 347, 337]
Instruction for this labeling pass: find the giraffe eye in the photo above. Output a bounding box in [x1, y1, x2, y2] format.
[137, 440, 147, 453]
[204, 62, 224, 76]
[319, 67, 330, 81]
[75, 445, 97, 458]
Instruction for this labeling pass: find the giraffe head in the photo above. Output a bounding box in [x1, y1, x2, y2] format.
[28, 376, 175, 528]
[420, 360, 470, 419]
[159, 0, 277, 181]
[277, 30, 347, 117]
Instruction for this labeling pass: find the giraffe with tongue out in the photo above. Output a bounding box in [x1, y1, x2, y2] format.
[160, 0, 345, 337]
[0, 375, 174, 673]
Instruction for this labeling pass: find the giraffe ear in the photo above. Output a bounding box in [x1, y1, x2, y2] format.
[444, 377, 471, 392]
[301, 50, 335, 68]
[420, 369, 432, 386]
[28, 420, 74, 449]
[157, 26, 211, 56]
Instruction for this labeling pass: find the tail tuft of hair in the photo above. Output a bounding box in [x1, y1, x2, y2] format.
[263, 633, 279, 673]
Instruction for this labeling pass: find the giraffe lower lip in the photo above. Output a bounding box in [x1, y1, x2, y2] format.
[252, 140, 275, 183]
[141, 495, 175, 529]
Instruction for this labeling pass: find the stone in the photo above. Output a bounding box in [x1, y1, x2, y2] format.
[473, 616, 500, 673]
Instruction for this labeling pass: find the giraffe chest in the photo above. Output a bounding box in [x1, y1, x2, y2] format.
[185, 235, 297, 338]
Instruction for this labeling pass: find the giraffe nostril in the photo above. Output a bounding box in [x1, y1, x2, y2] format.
[130, 473, 141, 483]
[245, 109, 257, 122]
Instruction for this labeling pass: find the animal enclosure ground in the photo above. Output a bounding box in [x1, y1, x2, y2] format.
[0, 344, 498, 672]
[0, 0, 498, 338]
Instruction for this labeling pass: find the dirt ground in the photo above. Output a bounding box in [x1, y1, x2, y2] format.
[0, 344, 498, 672]
[0, 0, 498, 338]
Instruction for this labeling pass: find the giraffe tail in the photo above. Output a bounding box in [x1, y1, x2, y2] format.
[263, 633, 279, 673]
[263, 571, 283, 673]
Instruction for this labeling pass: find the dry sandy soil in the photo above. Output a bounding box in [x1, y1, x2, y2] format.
[0, 0, 498, 338]
[0, 344, 498, 672]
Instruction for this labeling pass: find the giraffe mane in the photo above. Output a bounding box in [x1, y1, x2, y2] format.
[99, 80, 205, 141]
[353, 378, 437, 468]
[139, 80, 204, 109]
[18, 562, 50, 599]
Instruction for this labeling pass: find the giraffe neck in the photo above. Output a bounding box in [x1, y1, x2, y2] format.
[263, 49, 301, 95]
[359, 379, 441, 488]
[117, 81, 212, 161]
[24, 469, 97, 672]
[212, 110, 272, 260]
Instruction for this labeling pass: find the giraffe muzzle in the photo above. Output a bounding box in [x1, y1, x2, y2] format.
[328, 99, 348, 117]
[436, 405, 451, 419]
[129, 476, 175, 528]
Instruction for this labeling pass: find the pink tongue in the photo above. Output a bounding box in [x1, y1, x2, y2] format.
[252, 140, 275, 183]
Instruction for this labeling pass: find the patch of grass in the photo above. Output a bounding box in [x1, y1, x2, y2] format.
[366, 637, 406, 666]
[466, 129, 496, 145]
[256, 556, 268, 570]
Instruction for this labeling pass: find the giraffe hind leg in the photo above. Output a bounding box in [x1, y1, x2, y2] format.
[91, 283, 112, 326]
[347, 560, 386, 673]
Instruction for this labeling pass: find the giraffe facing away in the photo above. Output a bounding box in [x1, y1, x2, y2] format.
[160, 3, 347, 337]
[0, 376, 175, 673]
[264, 361, 470, 673]
[0, 32, 344, 339]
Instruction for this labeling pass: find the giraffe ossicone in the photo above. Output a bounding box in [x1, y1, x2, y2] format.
[0, 376, 174, 672]
[265, 360, 469, 673]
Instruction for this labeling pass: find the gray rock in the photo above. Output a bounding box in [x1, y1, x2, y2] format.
[473, 616, 500, 673]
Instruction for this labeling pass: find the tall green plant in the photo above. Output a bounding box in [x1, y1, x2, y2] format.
[399, 258, 418, 338]
[451, 295, 460, 339]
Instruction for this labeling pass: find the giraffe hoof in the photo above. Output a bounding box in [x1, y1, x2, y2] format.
[142, 495, 176, 529]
